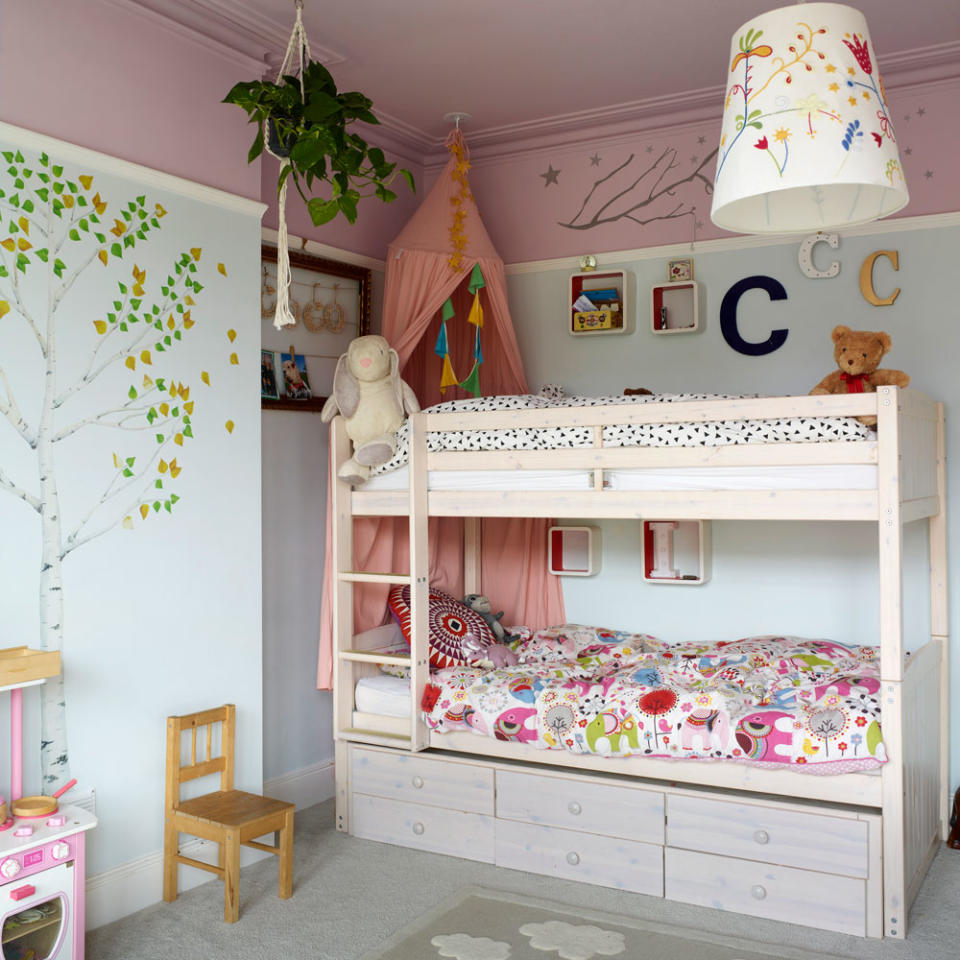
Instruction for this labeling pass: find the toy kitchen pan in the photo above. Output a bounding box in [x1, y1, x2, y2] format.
[11, 778, 76, 818]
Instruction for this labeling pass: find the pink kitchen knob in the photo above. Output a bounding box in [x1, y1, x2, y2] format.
[46, 815, 66, 828]
[51, 842, 70, 861]
[0, 859, 21, 880]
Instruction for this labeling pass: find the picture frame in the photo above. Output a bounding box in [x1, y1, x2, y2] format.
[667, 258, 694, 282]
[260, 243, 372, 411]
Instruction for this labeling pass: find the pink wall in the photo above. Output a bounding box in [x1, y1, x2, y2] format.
[464, 82, 960, 264]
[0, 0, 261, 200]
[260, 150, 424, 261]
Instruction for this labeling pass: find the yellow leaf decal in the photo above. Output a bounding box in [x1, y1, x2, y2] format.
[225, 420, 235, 434]
[133, 284, 144, 297]
[133, 264, 146, 283]
[227, 328, 237, 342]
[184, 296, 195, 306]
[155, 203, 167, 217]
[183, 401, 194, 414]
[112, 453, 121, 468]
[122, 515, 134, 530]
[92, 192, 107, 215]
[218, 262, 227, 276]
[158, 459, 168, 474]
[174, 433, 184, 446]
[110, 219, 127, 237]
[124, 356, 136, 370]
[190, 247, 201, 261]
[201, 371, 210, 386]
[63, 195, 75, 209]
[179, 385, 189, 400]
[229, 352, 239, 365]
[17, 238, 31, 252]
[169, 381, 177, 397]
[139, 503, 150, 520]
[1, 238, 15, 251]
[169, 459, 181, 478]
[17, 216, 29, 235]
[0, 301, 10, 318]
[159, 402, 169, 416]
[79, 175, 94, 190]
[93, 319, 107, 334]
[98, 250, 108, 266]
[167, 316, 175, 330]
[142, 374, 154, 389]
[140, 350, 152, 365]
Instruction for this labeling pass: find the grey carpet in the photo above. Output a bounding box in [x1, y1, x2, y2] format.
[88, 799, 960, 960]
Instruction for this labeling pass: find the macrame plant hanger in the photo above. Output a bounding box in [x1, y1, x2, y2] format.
[268, 0, 312, 330]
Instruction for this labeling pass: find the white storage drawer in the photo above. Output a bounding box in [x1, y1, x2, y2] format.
[351, 747, 494, 814]
[497, 768, 663, 844]
[352, 794, 495, 862]
[667, 794, 869, 877]
[665, 848, 866, 936]
[496, 819, 662, 896]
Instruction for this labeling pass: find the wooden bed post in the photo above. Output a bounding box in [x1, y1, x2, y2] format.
[877, 386, 906, 939]
[930, 403, 949, 839]
[409, 411, 430, 751]
[464, 518, 482, 595]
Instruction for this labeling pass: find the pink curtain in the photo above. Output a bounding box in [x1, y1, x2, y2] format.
[317, 140, 564, 689]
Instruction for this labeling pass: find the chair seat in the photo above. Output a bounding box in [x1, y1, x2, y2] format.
[175, 790, 294, 829]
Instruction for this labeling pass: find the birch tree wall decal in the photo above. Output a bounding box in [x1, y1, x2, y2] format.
[558, 147, 718, 231]
[0, 148, 221, 789]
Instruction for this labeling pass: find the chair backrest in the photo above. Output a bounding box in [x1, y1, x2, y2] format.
[165, 704, 236, 810]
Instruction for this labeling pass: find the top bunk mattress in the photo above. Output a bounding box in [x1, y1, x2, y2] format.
[365, 393, 874, 484]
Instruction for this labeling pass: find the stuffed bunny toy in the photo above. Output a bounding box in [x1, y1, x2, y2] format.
[321, 335, 420, 485]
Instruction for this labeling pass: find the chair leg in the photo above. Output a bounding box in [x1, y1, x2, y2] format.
[162, 818, 179, 903]
[223, 829, 241, 923]
[278, 808, 294, 900]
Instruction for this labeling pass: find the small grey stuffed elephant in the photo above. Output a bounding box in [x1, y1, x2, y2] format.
[321, 335, 420, 485]
[462, 594, 519, 645]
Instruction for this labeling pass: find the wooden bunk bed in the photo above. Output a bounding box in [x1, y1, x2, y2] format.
[330, 387, 947, 940]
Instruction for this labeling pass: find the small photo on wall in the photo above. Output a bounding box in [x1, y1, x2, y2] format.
[280, 352, 313, 400]
[261, 350, 279, 399]
[668, 258, 694, 282]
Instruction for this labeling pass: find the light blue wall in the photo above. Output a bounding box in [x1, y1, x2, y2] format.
[506, 221, 959, 792]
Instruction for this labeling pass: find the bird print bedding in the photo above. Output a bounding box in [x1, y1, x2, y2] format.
[422, 626, 886, 772]
[370, 392, 872, 478]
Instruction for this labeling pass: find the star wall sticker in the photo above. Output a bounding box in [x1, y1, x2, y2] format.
[690, 155, 698, 164]
[695, 219, 704, 230]
[645, 144, 655, 153]
[904, 147, 913, 156]
[540, 164, 560, 186]
[924, 170, 934, 179]
[917, 106, 926, 116]
[589, 154, 601, 166]
[697, 135, 706, 145]
[904, 113, 912, 121]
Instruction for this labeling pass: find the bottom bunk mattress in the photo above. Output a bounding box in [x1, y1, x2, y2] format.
[363, 627, 886, 773]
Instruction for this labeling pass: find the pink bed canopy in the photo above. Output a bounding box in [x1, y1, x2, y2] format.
[317, 131, 565, 689]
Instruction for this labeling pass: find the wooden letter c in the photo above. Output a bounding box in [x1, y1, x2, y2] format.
[859, 250, 900, 306]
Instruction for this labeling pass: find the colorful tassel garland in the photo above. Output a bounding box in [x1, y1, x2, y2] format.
[440, 354, 460, 394]
[459, 360, 480, 397]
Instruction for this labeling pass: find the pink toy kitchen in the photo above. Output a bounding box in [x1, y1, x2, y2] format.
[0, 648, 96, 960]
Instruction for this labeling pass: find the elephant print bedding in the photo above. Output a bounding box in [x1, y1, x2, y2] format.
[421, 627, 886, 772]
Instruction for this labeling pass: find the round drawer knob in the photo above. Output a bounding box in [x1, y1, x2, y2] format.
[753, 829, 770, 845]
[566, 851, 580, 866]
[412, 822, 425, 836]
[568, 801, 582, 816]
[411, 776, 424, 789]
[751, 884, 767, 901]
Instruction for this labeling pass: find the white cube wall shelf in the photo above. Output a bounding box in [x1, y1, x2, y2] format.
[642, 520, 711, 584]
[548, 525, 601, 576]
[651, 280, 700, 334]
[569, 270, 633, 336]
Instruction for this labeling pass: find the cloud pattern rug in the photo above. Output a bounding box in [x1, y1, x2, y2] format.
[362, 888, 844, 960]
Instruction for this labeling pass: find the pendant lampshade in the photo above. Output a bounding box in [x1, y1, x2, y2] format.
[710, 2, 908, 235]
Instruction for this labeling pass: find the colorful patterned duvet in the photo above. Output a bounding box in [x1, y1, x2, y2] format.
[423, 627, 885, 772]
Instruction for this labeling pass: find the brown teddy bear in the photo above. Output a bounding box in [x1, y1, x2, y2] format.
[810, 325, 909, 426]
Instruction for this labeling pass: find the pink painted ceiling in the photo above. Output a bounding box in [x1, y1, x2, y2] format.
[148, 0, 960, 145]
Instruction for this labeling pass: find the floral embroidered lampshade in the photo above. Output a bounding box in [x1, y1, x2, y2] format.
[710, 2, 908, 234]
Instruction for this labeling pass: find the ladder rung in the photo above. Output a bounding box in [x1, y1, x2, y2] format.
[340, 649, 411, 665]
[338, 571, 411, 584]
[339, 728, 412, 748]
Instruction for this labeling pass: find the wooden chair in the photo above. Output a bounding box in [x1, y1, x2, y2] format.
[163, 704, 295, 923]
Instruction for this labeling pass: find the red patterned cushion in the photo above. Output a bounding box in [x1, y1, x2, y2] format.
[387, 584, 494, 670]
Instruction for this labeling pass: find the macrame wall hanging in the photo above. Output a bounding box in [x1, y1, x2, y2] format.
[267, 2, 312, 330]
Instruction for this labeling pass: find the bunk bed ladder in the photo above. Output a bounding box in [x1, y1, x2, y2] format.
[331, 414, 430, 759]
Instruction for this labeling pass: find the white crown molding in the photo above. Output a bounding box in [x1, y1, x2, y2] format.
[0, 122, 267, 218]
[503, 211, 960, 274]
[261, 228, 386, 273]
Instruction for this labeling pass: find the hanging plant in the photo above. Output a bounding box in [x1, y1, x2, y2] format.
[223, 51, 414, 227]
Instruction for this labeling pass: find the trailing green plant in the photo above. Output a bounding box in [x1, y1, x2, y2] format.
[224, 60, 415, 226]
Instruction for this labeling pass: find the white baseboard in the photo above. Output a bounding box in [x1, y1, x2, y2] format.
[86, 760, 334, 930]
[264, 758, 335, 810]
